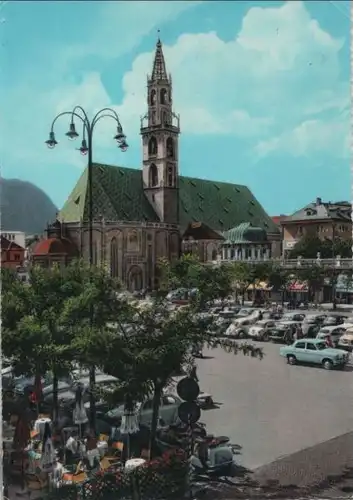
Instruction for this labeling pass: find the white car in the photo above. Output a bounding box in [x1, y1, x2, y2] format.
[248, 326, 269, 341]
[224, 323, 248, 338]
[317, 326, 347, 346]
[233, 311, 261, 327]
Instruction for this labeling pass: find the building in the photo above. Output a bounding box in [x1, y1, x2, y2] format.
[219, 222, 272, 262]
[1, 230, 26, 249]
[32, 39, 279, 290]
[1, 235, 26, 270]
[281, 198, 351, 256]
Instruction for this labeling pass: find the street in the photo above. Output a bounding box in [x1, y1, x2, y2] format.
[196, 341, 353, 470]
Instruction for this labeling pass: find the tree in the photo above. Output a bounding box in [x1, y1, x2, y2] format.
[229, 262, 254, 304]
[295, 266, 326, 304]
[61, 261, 128, 429]
[266, 264, 291, 305]
[159, 255, 233, 306]
[1, 263, 84, 421]
[289, 234, 352, 259]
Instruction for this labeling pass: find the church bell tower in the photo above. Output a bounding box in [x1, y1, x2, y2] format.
[141, 38, 180, 224]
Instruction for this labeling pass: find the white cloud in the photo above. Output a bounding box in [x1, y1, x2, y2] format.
[1, 0, 349, 174]
[255, 117, 350, 160]
[102, 0, 348, 157]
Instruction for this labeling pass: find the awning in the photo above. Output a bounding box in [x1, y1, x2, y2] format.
[288, 281, 308, 292]
[247, 281, 273, 291]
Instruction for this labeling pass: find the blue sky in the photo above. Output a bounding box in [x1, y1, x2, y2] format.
[1, 0, 350, 216]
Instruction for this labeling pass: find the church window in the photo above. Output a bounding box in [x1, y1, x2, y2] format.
[110, 237, 118, 277]
[160, 88, 167, 105]
[167, 163, 174, 187]
[148, 136, 158, 156]
[149, 163, 158, 187]
[150, 89, 156, 105]
[166, 137, 174, 158]
[127, 230, 138, 252]
[151, 111, 156, 124]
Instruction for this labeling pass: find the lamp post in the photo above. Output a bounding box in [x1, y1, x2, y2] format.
[45, 106, 128, 429]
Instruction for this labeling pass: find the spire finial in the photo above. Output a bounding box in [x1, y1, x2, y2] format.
[151, 32, 168, 81]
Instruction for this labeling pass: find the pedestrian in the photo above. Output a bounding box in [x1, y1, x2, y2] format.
[190, 365, 198, 382]
[325, 335, 333, 348]
[258, 310, 263, 321]
[296, 325, 303, 339]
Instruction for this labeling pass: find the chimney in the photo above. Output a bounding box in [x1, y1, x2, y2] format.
[316, 197, 322, 206]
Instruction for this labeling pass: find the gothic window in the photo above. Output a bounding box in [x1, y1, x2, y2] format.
[166, 137, 174, 158]
[167, 163, 174, 187]
[151, 111, 156, 124]
[149, 163, 158, 187]
[150, 89, 156, 105]
[110, 237, 118, 277]
[127, 230, 138, 252]
[163, 111, 169, 125]
[160, 88, 167, 105]
[148, 136, 158, 156]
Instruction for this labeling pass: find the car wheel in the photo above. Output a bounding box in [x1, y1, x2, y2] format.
[322, 359, 333, 370]
[287, 355, 296, 365]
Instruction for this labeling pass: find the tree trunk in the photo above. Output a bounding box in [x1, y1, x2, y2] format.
[52, 367, 59, 425]
[149, 382, 162, 458]
[89, 366, 96, 431]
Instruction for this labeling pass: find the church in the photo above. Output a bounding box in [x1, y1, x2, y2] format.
[33, 39, 280, 291]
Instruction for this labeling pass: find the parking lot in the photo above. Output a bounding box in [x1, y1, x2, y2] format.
[196, 341, 353, 470]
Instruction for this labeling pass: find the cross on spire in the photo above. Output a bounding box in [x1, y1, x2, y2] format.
[151, 36, 168, 82]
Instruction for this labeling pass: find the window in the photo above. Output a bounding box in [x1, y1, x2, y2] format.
[14, 254, 20, 261]
[295, 342, 305, 349]
[166, 137, 174, 158]
[306, 343, 317, 351]
[298, 226, 303, 235]
[148, 137, 158, 156]
[160, 88, 167, 105]
[149, 163, 158, 187]
[150, 89, 156, 105]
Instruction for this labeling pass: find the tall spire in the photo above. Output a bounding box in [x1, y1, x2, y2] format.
[151, 38, 168, 82]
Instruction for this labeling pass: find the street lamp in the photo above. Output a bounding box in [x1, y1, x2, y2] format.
[45, 106, 128, 429]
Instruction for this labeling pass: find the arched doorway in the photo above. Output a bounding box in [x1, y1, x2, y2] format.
[128, 266, 143, 291]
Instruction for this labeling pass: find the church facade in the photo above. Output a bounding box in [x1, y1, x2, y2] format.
[33, 40, 280, 291]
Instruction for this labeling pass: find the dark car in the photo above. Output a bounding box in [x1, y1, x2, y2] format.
[268, 326, 293, 344]
[322, 316, 347, 326]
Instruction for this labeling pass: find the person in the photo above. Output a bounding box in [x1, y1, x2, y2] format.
[296, 325, 303, 340]
[190, 365, 198, 382]
[258, 311, 263, 321]
[325, 335, 333, 348]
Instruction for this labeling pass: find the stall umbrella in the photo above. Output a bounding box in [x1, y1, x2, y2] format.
[40, 421, 56, 473]
[30, 373, 43, 418]
[120, 400, 140, 462]
[73, 383, 88, 437]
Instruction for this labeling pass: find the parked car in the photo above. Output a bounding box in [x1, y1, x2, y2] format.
[280, 338, 348, 370]
[281, 313, 306, 322]
[337, 331, 353, 352]
[104, 393, 182, 428]
[303, 314, 327, 325]
[224, 323, 248, 338]
[322, 316, 346, 327]
[235, 308, 255, 318]
[268, 325, 293, 343]
[247, 325, 270, 341]
[316, 326, 347, 347]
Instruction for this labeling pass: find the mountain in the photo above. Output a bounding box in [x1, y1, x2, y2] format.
[1, 178, 58, 234]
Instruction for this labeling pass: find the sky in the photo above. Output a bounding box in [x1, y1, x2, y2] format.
[0, 0, 350, 216]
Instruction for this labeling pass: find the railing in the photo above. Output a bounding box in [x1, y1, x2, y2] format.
[216, 258, 353, 269]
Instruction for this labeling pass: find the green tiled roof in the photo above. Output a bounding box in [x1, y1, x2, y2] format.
[179, 176, 278, 233]
[59, 164, 279, 235]
[223, 222, 267, 244]
[60, 164, 159, 223]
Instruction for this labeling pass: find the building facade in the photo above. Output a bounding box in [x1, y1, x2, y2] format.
[281, 198, 351, 256]
[32, 39, 280, 290]
[1, 235, 26, 270]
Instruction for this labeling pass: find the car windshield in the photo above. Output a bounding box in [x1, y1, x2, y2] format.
[316, 342, 327, 350]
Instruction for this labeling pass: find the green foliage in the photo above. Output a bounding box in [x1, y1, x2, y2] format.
[289, 234, 352, 259]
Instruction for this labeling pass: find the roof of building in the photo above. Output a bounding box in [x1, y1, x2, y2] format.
[59, 164, 279, 234]
[283, 199, 351, 224]
[0, 235, 25, 251]
[272, 215, 286, 226]
[150, 38, 168, 82]
[33, 237, 78, 256]
[183, 222, 224, 241]
[223, 222, 267, 244]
